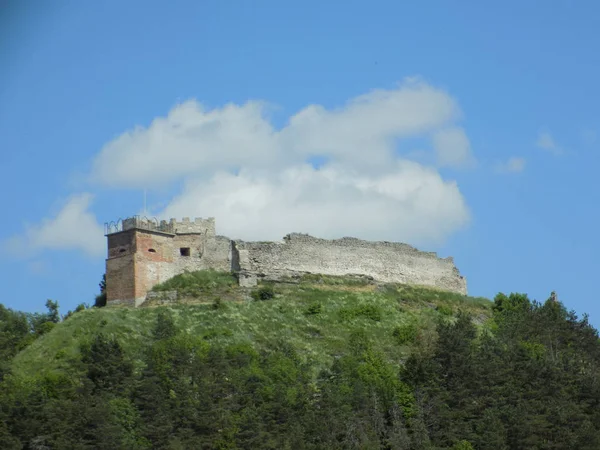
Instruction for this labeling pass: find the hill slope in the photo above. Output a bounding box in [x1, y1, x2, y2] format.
[11, 271, 490, 379]
[2, 271, 600, 450]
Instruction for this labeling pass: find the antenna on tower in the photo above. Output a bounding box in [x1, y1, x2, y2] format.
[143, 188, 147, 216]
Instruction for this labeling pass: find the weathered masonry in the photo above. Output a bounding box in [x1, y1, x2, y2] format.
[104, 217, 230, 306]
[104, 216, 467, 306]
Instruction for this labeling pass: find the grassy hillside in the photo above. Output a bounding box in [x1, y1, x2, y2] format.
[4, 270, 600, 449]
[11, 271, 491, 379]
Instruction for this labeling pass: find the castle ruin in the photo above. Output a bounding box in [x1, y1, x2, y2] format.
[104, 216, 467, 306]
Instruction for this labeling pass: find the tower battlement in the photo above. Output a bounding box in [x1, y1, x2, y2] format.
[105, 216, 216, 236]
[168, 217, 216, 235]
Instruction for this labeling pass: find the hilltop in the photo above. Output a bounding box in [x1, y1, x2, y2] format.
[10, 271, 489, 379]
[1, 271, 600, 449]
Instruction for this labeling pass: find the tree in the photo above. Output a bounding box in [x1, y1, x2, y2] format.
[25, 300, 61, 336]
[63, 303, 88, 321]
[95, 274, 107, 308]
[81, 334, 133, 393]
[45, 299, 60, 323]
[0, 304, 32, 379]
[152, 309, 177, 341]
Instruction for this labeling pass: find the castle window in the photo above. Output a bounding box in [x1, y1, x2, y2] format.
[148, 248, 156, 253]
[119, 248, 126, 253]
[180, 247, 190, 257]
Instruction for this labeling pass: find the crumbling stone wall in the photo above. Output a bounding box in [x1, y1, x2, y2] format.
[233, 233, 467, 294]
[106, 216, 468, 306]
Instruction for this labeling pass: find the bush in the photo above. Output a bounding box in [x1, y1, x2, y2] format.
[340, 304, 382, 322]
[436, 304, 454, 316]
[202, 328, 233, 340]
[251, 284, 275, 301]
[36, 321, 56, 336]
[392, 323, 418, 345]
[95, 274, 107, 307]
[94, 292, 107, 308]
[305, 302, 322, 315]
[452, 440, 474, 450]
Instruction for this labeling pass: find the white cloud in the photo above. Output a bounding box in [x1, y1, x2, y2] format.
[86, 78, 475, 245]
[4, 193, 105, 258]
[495, 157, 526, 174]
[90, 78, 465, 189]
[536, 131, 562, 155]
[159, 161, 470, 245]
[431, 127, 475, 168]
[16, 78, 476, 252]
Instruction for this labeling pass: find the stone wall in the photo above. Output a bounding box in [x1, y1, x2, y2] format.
[106, 216, 468, 306]
[170, 217, 216, 235]
[106, 231, 137, 304]
[145, 290, 178, 305]
[105, 250, 136, 304]
[106, 220, 232, 306]
[133, 230, 176, 306]
[233, 233, 467, 294]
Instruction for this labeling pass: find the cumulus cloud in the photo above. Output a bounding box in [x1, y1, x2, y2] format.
[90, 78, 466, 189]
[431, 127, 475, 168]
[0, 77, 477, 255]
[536, 131, 562, 155]
[4, 193, 105, 258]
[159, 162, 470, 245]
[495, 157, 526, 174]
[84, 78, 476, 245]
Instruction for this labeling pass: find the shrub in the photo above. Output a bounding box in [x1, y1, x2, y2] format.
[64, 303, 88, 321]
[436, 304, 454, 316]
[452, 441, 474, 450]
[305, 302, 322, 315]
[392, 323, 418, 345]
[340, 304, 382, 322]
[305, 325, 321, 337]
[94, 292, 107, 308]
[94, 274, 107, 307]
[251, 284, 275, 301]
[153, 309, 177, 340]
[202, 328, 234, 340]
[36, 321, 56, 336]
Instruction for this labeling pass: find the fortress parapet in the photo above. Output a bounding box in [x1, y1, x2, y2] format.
[168, 217, 216, 235]
[105, 216, 215, 236]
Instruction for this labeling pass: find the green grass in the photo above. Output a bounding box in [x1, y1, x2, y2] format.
[293, 273, 374, 286]
[147, 269, 239, 305]
[151, 269, 236, 294]
[9, 271, 493, 381]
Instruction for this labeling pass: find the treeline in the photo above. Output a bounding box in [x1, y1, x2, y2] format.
[1, 292, 600, 449]
[0, 275, 107, 381]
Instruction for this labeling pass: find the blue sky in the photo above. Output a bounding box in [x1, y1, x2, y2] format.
[1, 1, 599, 324]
